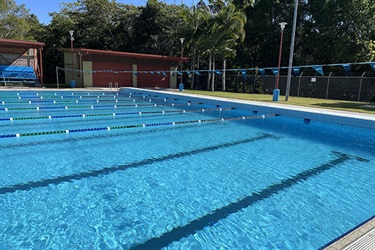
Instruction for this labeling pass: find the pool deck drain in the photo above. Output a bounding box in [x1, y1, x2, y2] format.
[324, 217, 375, 250]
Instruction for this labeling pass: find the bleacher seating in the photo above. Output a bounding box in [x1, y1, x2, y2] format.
[0, 65, 38, 86]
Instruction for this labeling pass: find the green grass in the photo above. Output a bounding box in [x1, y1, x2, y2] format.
[183, 90, 375, 115]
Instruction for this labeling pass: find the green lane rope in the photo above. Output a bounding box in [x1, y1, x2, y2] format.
[0, 114, 279, 139]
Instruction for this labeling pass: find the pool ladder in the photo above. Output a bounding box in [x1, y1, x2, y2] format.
[108, 82, 119, 92]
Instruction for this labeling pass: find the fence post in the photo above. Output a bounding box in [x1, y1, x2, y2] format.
[325, 72, 333, 99]
[358, 72, 366, 102]
[253, 73, 257, 93]
[56, 66, 59, 89]
[297, 72, 303, 97]
[235, 71, 239, 92]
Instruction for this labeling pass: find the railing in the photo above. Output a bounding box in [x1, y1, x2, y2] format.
[109, 82, 119, 92]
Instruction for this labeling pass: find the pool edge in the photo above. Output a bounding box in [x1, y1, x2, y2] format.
[321, 216, 375, 250]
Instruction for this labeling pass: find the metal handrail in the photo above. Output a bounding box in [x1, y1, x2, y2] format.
[108, 82, 113, 92]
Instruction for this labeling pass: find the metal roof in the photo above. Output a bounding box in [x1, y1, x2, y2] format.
[58, 48, 188, 62]
[0, 38, 45, 48]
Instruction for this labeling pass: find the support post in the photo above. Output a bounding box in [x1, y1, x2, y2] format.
[325, 72, 333, 99]
[297, 72, 303, 97]
[56, 66, 59, 89]
[358, 72, 366, 102]
[285, 0, 299, 101]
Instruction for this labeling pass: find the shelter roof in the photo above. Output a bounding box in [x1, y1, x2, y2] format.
[58, 48, 188, 62]
[0, 38, 45, 48]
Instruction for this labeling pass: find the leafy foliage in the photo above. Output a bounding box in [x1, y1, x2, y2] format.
[0, 0, 41, 40]
[1, 0, 374, 87]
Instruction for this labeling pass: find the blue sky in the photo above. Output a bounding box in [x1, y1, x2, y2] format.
[15, 0, 189, 25]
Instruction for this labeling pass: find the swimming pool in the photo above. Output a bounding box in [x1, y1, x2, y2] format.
[0, 88, 374, 249]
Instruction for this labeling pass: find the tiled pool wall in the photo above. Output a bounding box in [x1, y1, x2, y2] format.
[120, 88, 375, 131]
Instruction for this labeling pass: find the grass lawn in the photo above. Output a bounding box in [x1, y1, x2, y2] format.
[183, 90, 375, 115]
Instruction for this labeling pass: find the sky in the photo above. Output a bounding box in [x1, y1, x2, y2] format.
[15, 0, 188, 25]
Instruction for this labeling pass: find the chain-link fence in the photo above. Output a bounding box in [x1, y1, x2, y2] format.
[188, 71, 375, 102]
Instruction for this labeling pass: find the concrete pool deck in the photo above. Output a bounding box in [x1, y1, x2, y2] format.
[323, 217, 375, 250]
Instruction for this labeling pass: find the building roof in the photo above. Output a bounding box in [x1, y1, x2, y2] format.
[58, 48, 188, 62]
[0, 38, 45, 48]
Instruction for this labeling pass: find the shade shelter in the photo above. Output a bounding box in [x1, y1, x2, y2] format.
[0, 38, 45, 85]
[58, 48, 188, 88]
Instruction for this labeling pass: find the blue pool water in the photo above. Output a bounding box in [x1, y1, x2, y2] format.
[0, 89, 374, 249]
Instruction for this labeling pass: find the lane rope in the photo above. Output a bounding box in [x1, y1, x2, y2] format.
[0, 114, 279, 139]
[0, 107, 233, 122]
[0, 102, 198, 112]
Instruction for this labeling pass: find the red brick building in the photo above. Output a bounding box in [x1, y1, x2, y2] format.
[58, 48, 188, 88]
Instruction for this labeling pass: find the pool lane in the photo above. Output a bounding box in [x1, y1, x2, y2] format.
[131, 151, 369, 249]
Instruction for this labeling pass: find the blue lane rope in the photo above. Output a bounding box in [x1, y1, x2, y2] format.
[0, 114, 279, 139]
[0, 107, 233, 122]
[0, 99, 138, 105]
[0, 102, 196, 112]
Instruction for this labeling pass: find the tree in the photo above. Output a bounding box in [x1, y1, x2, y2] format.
[0, 0, 41, 40]
[179, 4, 210, 89]
[197, 2, 246, 91]
[299, 0, 375, 64]
[132, 0, 184, 55]
[215, 3, 246, 91]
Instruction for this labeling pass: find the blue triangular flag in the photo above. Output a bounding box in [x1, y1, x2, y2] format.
[368, 62, 375, 71]
[293, 67, 300, 76]
[240, 70, 247, 80]
[215, 70, 222, 75]
[271, 68, 279, 75]
[312, 65, 324, 75]
[193, 70, 201, 76]
[342, 64, 351, 75]
[258, 68, 265, 75]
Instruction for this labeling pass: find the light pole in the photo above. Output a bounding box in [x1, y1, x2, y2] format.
[179, 38, 184, 91]
[285, 0, 299, 101]
[273, 22, 287, 102]
[69, 30, 75, 88]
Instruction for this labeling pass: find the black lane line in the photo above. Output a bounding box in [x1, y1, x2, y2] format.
[0, 133, 276, 195]
[130, 151, 357, 250]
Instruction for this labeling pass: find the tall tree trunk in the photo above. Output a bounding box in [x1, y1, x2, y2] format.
[211, 54, 215, 92]
[222, 55, 226, 91]
[207, 51, 212, 90]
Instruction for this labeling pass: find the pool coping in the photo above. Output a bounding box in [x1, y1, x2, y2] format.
[321, 216, 375, 250]
[121, 87, 375, 130]
[2, 86, 374, 121]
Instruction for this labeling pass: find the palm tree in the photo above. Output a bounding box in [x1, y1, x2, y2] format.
[180, 4, 210, 89]
[198, 3, 246, 91]
[216, 3, 246, 91]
